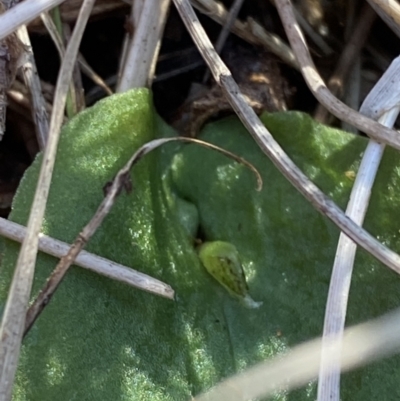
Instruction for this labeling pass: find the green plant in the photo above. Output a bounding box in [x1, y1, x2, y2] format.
[1, 89, 400, 400]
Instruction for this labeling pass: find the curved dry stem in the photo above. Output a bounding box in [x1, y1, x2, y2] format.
[317, 114, 396, 401]
[0, 0, 96, 398]
[130, 137, 263, 190]
[274, 0, 400, 149]
[24, 136, 262, 336]
[317, 56, 400, 401]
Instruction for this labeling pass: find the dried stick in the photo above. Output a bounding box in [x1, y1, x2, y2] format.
[341, 56, 360, 134]
[118, 0, 171, 91]
[191, 0, 299, 70]
[0, 217, 174, 300]
[16, 25, 49, 149]
[8, 79, 53, 120]
[293, 6, 333, 56]
[0, 0, 65, 39]
[202, 0, 245, 83]
[24, 136, 262, 336]
[40, 12, 112, 97]
[212, 0, 244, 55]
[193, 307, 400, 401]
[274, 0, 400, 149]
[367, 0, 400, 39]
[317, 57, 400, 401]
[171, 0, 400, 271]
[0, 1, 96, 399]
[314, 3, 376, 123]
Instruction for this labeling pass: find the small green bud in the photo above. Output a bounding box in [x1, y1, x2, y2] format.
[197, 241, 262, 308]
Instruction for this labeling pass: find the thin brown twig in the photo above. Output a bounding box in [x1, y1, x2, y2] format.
[40, 12, 112, 97]
[23, 136, 262, 336]
[274, 0, 400, 148]
[314, 3, 376, 123]
[202, 0, 245, 83]
[172, 0, 400, 273]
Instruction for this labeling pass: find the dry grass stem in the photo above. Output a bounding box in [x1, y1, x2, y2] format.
[0, 217, 174, 301]
[191, 0, 299, 70]
[367, 0, 400, 38]
[275, 0, 400, 149]
[118, 0, 171, 91]
[202, 0, 245, 83]
[16, 25, 49, 149]
[0, 0, 96, 398]
[292, 6, 333, 55]
[317, 57, 400, 401]
[0, 1, 25, 141]
[8, 79, 55, 122]
[0, 0, 65, 39]
[40, 11, 112, 97]
[313, 3, 376, 123]
[212, 0, 244, 55]
[341, 56, 361, 134]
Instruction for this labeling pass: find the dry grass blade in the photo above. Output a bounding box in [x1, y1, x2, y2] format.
[0, 0, 65, 39]
[0, 217, 174, 300]
[313, 3, 376, 123]
[118, 0, 171, 91]
[318, 109, 399, 401]
[318, 57, 400, 401]
[40, 11, 112, 97]
[172, 0, 400, 273]
[292, 6, 333, 55]
[212, 0, 244, 55]
[16, 25, 49, 149]
[274, 0, 400, 149]
[202, 0, 245, 83]
[191, 0, 299, 69]
[23, 136, 262, 335]
[367, 0, 400, 38]
[193, 307, 400, 401]
[0, 0, 96, 398]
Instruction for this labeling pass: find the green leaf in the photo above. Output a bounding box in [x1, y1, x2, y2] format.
[1, 89, 400, 400]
